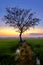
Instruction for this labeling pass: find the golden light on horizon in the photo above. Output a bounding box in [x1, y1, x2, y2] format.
[0, 27, 43, 36]
[0, 27, 19, 36]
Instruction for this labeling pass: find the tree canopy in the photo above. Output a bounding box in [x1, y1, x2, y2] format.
[4, 7, 40, 42]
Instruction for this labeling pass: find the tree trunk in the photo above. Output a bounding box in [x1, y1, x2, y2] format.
[19, 33, 22, 42]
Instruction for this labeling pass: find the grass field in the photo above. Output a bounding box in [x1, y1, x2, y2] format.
[0, 38, 43, 56]
[0, 38, 19, 55]
[0, 38, 43, 65]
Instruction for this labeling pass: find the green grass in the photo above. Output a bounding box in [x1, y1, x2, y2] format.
[0, 38, 43, 65]
[0, 38, 43, 56]
[0, 38, 19, 55]
[25, 38, 43, 59]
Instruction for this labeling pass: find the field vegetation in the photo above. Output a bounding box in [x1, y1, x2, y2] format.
[0, 38, 43, 65]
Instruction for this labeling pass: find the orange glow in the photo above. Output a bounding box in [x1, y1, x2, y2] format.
[0, 27, 19, 36]
[0, 27, 43, 36]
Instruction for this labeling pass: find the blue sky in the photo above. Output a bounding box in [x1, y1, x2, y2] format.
[0, 0, 43, 28]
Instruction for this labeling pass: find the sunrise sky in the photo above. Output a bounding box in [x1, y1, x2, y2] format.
[0, 0, 43, 37]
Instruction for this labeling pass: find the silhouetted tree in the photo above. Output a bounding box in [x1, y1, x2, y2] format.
[4, 7, 40, 42]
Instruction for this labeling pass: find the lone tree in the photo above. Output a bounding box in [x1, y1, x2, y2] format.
[4, 7, 40, 42]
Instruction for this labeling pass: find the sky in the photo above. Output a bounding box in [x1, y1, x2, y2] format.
[0, 0, 43, 37]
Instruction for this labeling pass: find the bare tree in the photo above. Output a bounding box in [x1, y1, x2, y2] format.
[4, 7, 40, 42]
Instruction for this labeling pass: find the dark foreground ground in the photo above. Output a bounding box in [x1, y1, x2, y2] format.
[0, 38, 43, 65]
